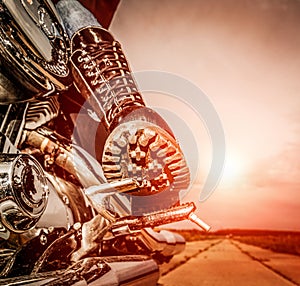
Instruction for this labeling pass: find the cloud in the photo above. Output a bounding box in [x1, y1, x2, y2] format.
[248, 144, 300, 188]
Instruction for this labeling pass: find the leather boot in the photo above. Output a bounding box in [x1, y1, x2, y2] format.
[70, 27, 190, 211]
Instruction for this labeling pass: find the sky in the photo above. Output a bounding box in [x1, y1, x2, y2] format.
[110, 0, 300, 231]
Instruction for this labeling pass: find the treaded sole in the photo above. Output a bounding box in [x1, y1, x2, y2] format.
[102, 121, 190, 196]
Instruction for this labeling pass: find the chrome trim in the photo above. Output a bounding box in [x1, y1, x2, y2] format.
[0, 153, 49, 233]
[0, 256, 159, 285]
[0, 0, 71, 103]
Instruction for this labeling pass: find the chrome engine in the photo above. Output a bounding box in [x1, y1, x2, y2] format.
[0, 0, 210, 285]
[0, 153, 48, 235]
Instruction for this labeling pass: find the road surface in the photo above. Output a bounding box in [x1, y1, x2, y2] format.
[158, 239, 300, 286]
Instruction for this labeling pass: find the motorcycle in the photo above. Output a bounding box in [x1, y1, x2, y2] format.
[0, 0, 210, 284]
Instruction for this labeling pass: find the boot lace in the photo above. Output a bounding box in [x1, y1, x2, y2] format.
[77, 40, 145, 126]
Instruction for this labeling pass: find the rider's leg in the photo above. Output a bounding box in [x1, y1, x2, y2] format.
[56, 0, 190, 213]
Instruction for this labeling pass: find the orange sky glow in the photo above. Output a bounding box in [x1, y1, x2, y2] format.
[111, 0, 300, 231]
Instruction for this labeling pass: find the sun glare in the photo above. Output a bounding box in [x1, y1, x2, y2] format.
[221, 153, 245, 186]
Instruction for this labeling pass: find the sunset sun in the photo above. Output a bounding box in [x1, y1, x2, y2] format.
[221, 153, 246, 186]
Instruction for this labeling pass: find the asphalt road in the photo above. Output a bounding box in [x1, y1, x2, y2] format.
[158, 239, 300, 286]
